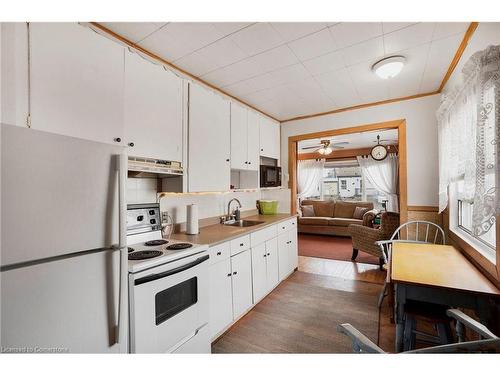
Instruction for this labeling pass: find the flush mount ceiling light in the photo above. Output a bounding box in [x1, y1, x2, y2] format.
[372, 56, 406, 79]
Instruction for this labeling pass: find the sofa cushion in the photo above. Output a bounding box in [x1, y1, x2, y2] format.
[301, 199, 335, 218]
[353, 206, 370, 219]
[328, 218, 363, 227]
[301, 205, 315, 217]
[334, 201, 373, 218]
[298, 217, 331, 226]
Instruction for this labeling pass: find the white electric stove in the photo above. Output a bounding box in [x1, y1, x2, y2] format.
[127, 203, 210, 353]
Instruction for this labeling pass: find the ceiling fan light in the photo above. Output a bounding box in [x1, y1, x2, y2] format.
[318, 148, 326, 155]
[323, 147, 333, 155]
[372, 56, 405, 79]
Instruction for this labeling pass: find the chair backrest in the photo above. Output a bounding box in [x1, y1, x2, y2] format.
[390, 220, 445, 245]
[379, 211, 401, 237]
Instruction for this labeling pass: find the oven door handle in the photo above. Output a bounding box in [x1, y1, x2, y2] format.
[134, 254, 209, 286]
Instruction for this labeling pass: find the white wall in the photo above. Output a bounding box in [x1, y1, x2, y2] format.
[280, 94, 442, 206]
[443, 22, 500, 94]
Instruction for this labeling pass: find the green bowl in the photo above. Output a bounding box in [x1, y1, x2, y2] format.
[258, 200, 278, 215]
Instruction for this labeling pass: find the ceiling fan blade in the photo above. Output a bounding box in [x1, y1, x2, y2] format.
[332, 146, 345, 149]
[332, 141, 349, 146]
[301, 145, 322, 150]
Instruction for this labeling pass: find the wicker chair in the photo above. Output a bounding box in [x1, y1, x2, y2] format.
[348, 211, 400, 270]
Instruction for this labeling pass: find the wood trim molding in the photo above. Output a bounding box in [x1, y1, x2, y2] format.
[87, 22, 280, 123]
[407, 205, 439, 212]
[437, 22, 479, 92]
[297, 147, 373, 160]
[289, 119, 408, 225]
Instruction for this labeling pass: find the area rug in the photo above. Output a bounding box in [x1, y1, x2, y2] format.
[212, 271, 380, 353]
[298, 233, 380, 265]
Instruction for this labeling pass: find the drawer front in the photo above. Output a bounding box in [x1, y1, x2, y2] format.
[208, 241, 231, 265]
[250, 224, 277, 247]
[277, 217, 297, 234]
[230, 235, 250, 256]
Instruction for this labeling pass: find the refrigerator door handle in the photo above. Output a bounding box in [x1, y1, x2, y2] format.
[116, 153, 128, 349]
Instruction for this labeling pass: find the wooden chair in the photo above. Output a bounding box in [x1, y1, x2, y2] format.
[376, 221, 448, 350]
[337, 309, 500, 353]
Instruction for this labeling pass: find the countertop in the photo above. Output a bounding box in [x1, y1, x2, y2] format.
[170, 213, 297, 247]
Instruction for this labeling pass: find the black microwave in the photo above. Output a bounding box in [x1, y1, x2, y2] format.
[260, 165, 281, 187]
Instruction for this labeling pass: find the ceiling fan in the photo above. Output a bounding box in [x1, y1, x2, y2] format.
[301, 140, 349, 155]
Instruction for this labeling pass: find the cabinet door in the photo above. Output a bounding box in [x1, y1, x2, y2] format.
[230, 250, 253, 319]
[230, 103, 248, 170]
[246, 110, 260, 171]
[188, 83, 231, 192]
[208, 259, 233, 339]
[265, 238, 279, 291]
[251, 243, 267, 303]
[277, 232, 289, 281]
[30, 23, 124, 145]
[124, 51, 182, 161]
[259, 116, 280, 160]
[288, 229, 298, 272]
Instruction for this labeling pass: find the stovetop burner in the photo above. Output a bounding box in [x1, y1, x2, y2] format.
[144, 239, 168, 247]
[128, 250, 163, 260]
[166, 243, 193, 250]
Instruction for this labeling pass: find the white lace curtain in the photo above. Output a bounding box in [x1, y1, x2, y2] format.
[357, 154, 399, 212]
[297, 159, 325, 204]
[437, 45, 499, 237]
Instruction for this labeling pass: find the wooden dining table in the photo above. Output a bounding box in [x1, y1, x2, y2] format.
[391, 242, 500, 352]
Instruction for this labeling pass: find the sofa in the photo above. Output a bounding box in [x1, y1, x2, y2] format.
[298, 199, 376, 237]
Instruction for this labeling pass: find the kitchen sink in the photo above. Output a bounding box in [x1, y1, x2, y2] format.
[223, 220, 265, 227]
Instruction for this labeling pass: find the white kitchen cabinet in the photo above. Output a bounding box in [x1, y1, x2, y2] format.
[251, 238, 280, 303]
[278, 222, 298, 281]
[30, 23, 125, 145]
[208, 258, 233, 339]
[250, 242, 268, 303]
[230, 103, 260, 171]
[188, 83, 231, 192]
[230, 249, 253, 319]
[259, 115, 280, 161]
[124, 51, 183, 161]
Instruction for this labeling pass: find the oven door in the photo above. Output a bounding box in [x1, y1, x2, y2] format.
[129, 252, 209, 353]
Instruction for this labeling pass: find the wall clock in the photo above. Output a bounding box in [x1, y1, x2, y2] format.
[370, 135, 388, 161]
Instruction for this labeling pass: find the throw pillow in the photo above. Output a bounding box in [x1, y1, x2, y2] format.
[301, 205, 315, 217]
[353, 206, 369, 219]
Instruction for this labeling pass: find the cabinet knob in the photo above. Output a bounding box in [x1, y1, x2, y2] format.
[248, 162, 251, 165]
[233, 271, 237, 275]
[282, 226, 285, 229]
[226, 159, 230, 162]
[217, 251, 221, 256]
[263, 254, 267, 257]
[239, 243, 244, 247]
[227, 273, 232, 277]
[128, 142, 135, 147]
[267, 253, 270, 256]
[114, 137, 122, 143]
[261, 148, 264, 151]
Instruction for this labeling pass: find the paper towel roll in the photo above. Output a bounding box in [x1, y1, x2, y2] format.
[186, 204, 199, 235]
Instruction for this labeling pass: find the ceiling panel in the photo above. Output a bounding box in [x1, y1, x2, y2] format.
[100, 21, 471, 120]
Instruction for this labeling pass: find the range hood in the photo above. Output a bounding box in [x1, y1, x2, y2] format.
[128, 156, 183, 178]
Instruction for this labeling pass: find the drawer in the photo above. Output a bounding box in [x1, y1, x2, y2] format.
[250, 224, 277, 247]
[277, 217, 297, 234]
[230, 235, 250, 256]
[208, 241, 230, 265]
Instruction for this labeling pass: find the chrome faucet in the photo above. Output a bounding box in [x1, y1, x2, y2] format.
[227, 198, 242, 221]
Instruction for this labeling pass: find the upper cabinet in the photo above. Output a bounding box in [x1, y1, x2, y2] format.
[259, 116, 280, 161]
[30, 23, 125, 145]
[230, 103, 259, 171]
[188, 83, 231, 192]
[124, 51, 183, 161]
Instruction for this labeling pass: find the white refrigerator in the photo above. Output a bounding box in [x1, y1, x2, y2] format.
[0, 124, 128, 353]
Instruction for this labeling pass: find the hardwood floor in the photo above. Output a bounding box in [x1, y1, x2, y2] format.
[212, 256, 395, 353]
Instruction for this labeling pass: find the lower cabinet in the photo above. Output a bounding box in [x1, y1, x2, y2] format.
[278, 227, 298, 281]
[230, 249, 253, 319]
[208, 219, 297, 341]
[251, 238, 279, 303]
[208, 258, 233, 339]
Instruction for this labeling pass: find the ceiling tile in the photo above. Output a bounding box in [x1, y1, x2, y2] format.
[382, 23, 417, 34]
[101, 22, 167, 43]
[229, 23, 285, 56]
[287, 28, 338, 61]
[270, 22, 328, 42]
[330, 22, 383, 48]
[251, 45, 299, 73]
[432, 22, 469, 40]
[175, 37, 248, 76]
[387, 43, 429, 97]
[383, 22, 435, 55]
[139, 22, 225, 61]
[316, 67, 360, 107]
[348, 62, 390, 103]
[341, 37, 385, 66]
[212, 22, 253, 35]
[303, 49, 346, 76]
[420, 33, 463, 92]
